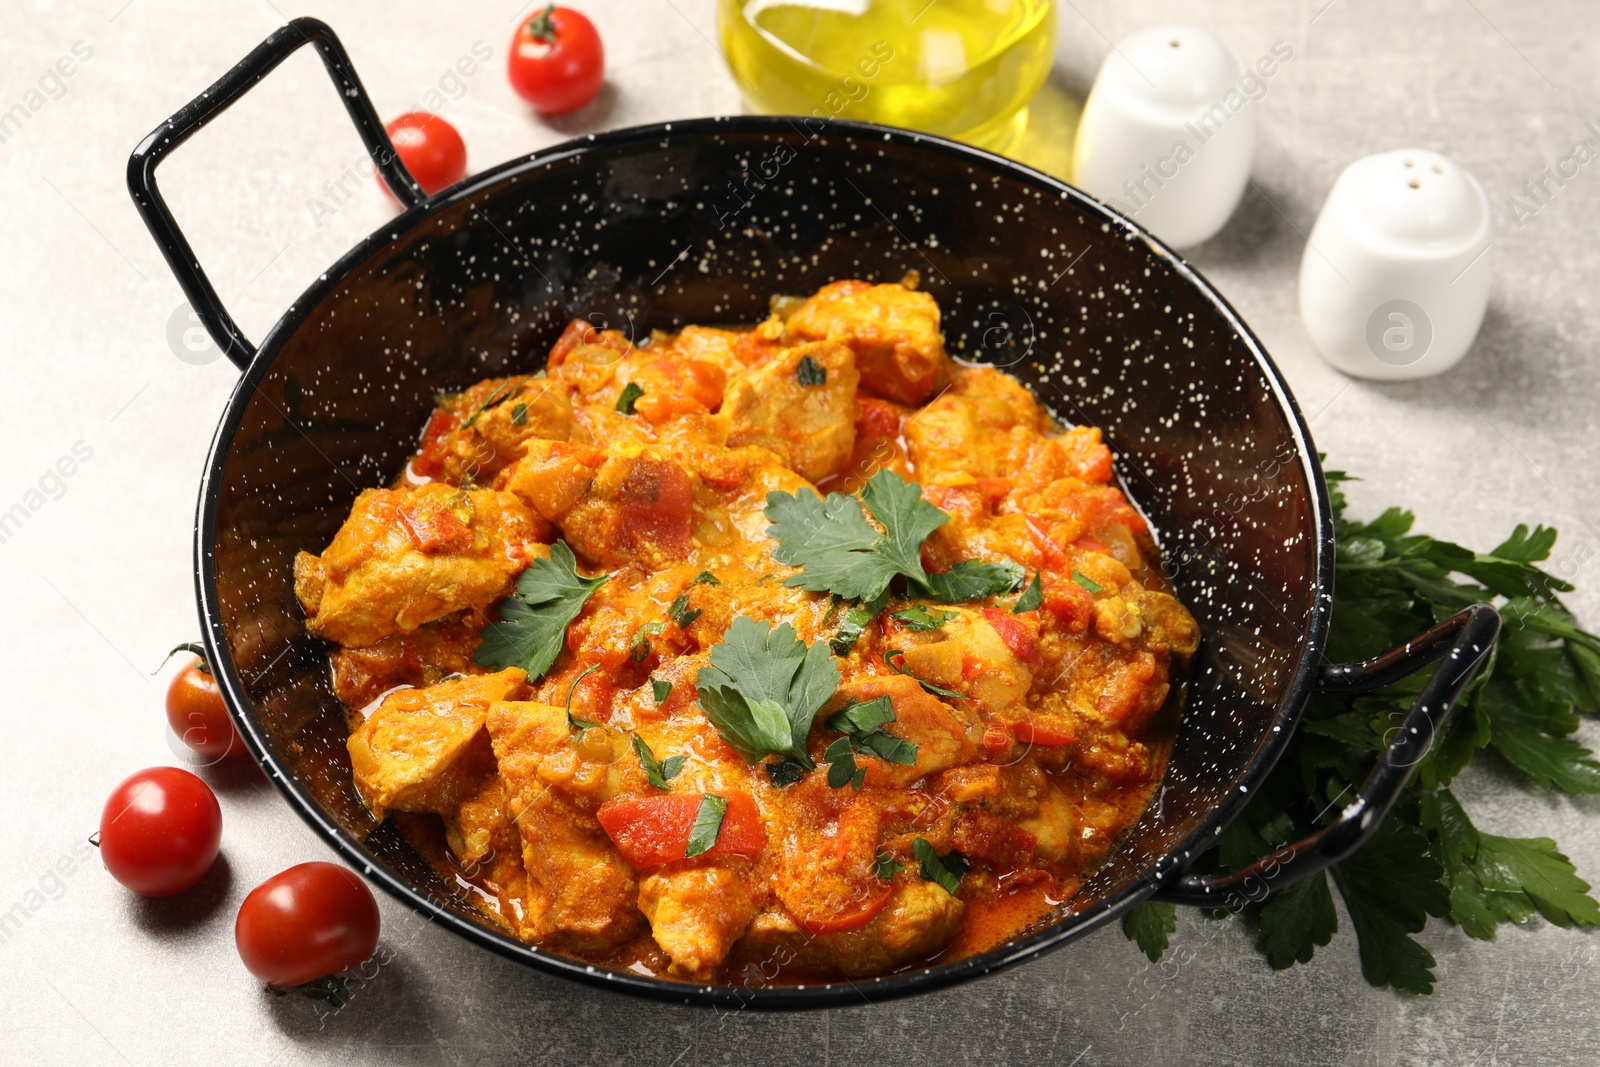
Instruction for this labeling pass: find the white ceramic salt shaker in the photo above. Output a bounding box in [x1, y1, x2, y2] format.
[1298, 149, 1491, 381]
[1072, 24, 1257, 249]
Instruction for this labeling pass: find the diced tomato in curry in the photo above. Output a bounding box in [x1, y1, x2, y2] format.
[291, 278, 1199, 984]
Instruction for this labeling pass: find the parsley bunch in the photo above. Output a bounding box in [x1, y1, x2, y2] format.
[1123, 471, 1600, 993]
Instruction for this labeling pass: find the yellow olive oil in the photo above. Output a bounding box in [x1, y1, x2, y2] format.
[718, 0, 1058, 152]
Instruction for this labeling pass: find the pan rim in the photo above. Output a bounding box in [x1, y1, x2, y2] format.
[194, 114, 1335, 1010]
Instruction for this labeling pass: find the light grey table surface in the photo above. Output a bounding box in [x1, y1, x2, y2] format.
[4, 1, 1598, 1064]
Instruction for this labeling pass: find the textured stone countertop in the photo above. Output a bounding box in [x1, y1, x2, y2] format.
[3, 1, 1597, 1063]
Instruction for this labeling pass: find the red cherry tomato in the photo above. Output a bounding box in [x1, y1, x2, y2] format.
[382, 112, 467, 199]
[235, 862, 381, 988]
[507, 6, 605, 114]
[165, 647, 243, 759]
[99, 768, 222, 896]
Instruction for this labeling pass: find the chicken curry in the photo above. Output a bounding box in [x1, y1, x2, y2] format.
[292, 278, 1199, 984]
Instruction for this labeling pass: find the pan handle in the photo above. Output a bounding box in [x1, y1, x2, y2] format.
[127, 17, 424, 371]
[1151, 602, 1501, 909]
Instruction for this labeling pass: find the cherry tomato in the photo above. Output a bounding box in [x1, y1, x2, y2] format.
[165, 645, 243, 759]
[235, 862, 381, 988]
[507, 6, 605, 115]
[382, 112, 466, 199]
[98, 768, 222, 896]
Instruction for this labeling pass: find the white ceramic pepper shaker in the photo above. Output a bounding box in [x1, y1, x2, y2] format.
[1072, 24, 1258, 249]
[1298, 149, 1492, 380]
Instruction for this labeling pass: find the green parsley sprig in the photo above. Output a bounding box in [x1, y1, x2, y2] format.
[1122, 470, 1600, 994]
[765, 470, 1025, 604]
[696, 617, 840, 769]
[474, 541, 607, 680]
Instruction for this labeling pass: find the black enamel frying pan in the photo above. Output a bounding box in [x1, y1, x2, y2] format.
[128, 18, 1500, 1008]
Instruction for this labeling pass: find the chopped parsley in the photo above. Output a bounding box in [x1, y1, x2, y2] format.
[1071, 569, 1103, 594]
[766, 758, 807, 787]
[695, 617, 840, 769]
[629, 620, 665, 661]
[885, 648, 966, 701]
[461, 377, 526, 428]
[875, 851, 907, 880]
[824, 736, 865, 790]
[1014, 572, 1044, 612]
[830, 593, 888, 655]
[825, 695, 917, 773]
[564, 663, 602, 730]
[683, 794, 727, 858]
[616, 381, 645, 415]
[694, 571, 721, 586]
[1122, 470, 1600, 994]
[668, 593, 701, 629]
[475, 541, 608, 680]
[891, 605, 958, 631]
[631, 735, 686, 790]
[765, 470, 1025, 604]
[796, 355, 827, 386]
[511, 401, 527, 426]
[651, 677, 672, 705]
[913, 839, 968, 895]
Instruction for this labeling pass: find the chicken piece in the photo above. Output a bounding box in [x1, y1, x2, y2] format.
[560, 447, 696, 570]
[328, 610, 487, 709]
[785, 280, 950, 405]
[346, 668, 528, 818]
[486, 700, 645, 951]
[495, 439, 608, 525]
[719, 340, 859, 483]
[442, 773, 535, 932]
[637, 867, 757, 979]
[737, 880, 964, 976]
[294, 483, 550, 648]
[904, 366, 1112, 488]
[411, 375, 577, 484]
[835, 674, 980, 789]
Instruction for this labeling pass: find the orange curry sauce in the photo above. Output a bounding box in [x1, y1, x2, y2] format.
[292, 278, 1199, 984]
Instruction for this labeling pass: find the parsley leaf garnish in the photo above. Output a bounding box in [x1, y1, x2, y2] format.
[1122, 468, 1600, 994]
[830, 592, 888, 655]
[886, 648, 966, 701]
[696, 617, 840, 769]
[1071, 569, 1103, 594]
[564, 663, 602, 730]
[616, 381, 645, 414]
[796, 355, 827, 386]
[684, 794, 727, 858]
[462, 377, 526, 428]
[913, 838, 968, 895]
[651, 677, 672, 705]
[875, 851, 907, 880]
[824, 736, 865, 790]
[511, 402, 527, 427]
[631, 735, 686, 790]
[694, 571, 721, 586]
[1014, 572, 1044, 612]
[766, 758, 807, 787]
[765, 470, 1025, 604]
[891, 605, 958, 631]
[475, 541, 607, 680]
[821, 696, 916, 789]
[668, 593, 701, 629]
[629, 620, 665, 661]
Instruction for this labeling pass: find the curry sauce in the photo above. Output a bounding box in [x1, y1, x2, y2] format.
[291, 278, 1198, 984]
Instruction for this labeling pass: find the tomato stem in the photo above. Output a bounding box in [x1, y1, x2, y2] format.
[166, 641, 211, 674]
[525, 4, 558, 43]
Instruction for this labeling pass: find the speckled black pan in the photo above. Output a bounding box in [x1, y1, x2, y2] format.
[128, 19, 1499, 1009]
